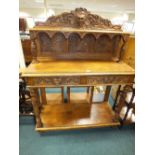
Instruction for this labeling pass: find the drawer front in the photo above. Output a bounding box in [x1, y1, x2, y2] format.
[25, 75, 134, 87]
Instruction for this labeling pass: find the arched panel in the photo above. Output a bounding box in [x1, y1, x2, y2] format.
[95, 35, 112, 53]
[78, 34, 96, 53]
[38, 32, 51, 52]
[51, 32, 67, 53]
[68, 33, 81, 53]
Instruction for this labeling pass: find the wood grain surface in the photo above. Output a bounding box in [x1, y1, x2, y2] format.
[36, 101, 120, 131]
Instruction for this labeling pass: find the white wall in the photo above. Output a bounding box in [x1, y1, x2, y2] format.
[19, 7, 135, 32]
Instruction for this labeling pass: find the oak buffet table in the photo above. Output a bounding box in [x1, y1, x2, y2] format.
[22, 60, 134, 131]
[21, 8, 135, 132]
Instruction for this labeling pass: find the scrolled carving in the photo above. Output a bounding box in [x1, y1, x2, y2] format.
[52, 77, 62, 85]
[87, 75, 132, 85]
[33, 77, 80, 86]
[44, 8, 121, 30]
[63, 77, 80, 85]
[30, 75, 133, 86]
[33, 77, 53, 85]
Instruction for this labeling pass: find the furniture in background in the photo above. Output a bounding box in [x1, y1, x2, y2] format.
[19, 18, 27, 32]
[21, 39, 33, 65]
[19, 78, 33, 115]
[113, 85, 135, 126]
[21, 8, 135, 132]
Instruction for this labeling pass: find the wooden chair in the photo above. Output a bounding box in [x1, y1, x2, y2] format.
[113, 85, 135, 127]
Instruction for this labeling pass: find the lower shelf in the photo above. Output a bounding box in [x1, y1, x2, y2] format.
[36, 101, 120, 131]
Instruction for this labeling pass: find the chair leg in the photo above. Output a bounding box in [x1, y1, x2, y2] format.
[121, 107, 130, 127]
[113, 85, 121, 110]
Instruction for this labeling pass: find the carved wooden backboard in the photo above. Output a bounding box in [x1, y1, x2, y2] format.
[30, 8, 130, 62]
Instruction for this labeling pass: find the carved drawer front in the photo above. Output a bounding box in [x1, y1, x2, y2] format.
[86, 75, 134, 85]
[29, 76, 81, 86]
[26, 75, 134, 87]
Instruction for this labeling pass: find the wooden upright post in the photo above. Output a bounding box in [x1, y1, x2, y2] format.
[29, 88, 42, 127]
[104, 86, 111, 102]
[40, 88, 47, 105]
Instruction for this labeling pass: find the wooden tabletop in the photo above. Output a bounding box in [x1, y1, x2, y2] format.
[30, 27, 131, 35]
[21, 61, 134, 77]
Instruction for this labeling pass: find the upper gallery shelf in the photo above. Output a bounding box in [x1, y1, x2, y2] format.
[29, 8, 131, 62]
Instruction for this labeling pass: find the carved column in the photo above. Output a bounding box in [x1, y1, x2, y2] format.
[29, 88, 42, 128]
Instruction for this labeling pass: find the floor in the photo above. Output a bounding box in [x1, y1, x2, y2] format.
[19, 87, 135, 155]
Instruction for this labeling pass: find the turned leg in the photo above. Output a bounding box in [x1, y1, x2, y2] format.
[104, 86, 112, 102]
[87, 87, 90, 95]
[61, 87, 64, 103]
[86, 86, 90, 101]
[40, 88, 47, 105]
[29, 88, 42, 128]
[67, 87, 70, 103]
[89, 86, 94, 104]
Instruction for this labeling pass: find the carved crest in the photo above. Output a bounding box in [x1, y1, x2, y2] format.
[44, 8, 121, 30]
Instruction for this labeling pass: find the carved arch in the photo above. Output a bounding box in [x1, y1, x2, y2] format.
[38, 32, 51, 52]
[68, 33, 81, 53]
[79, 34, 96, 53]
[51, 32, 67, 53]
[95, 34, 112, 53]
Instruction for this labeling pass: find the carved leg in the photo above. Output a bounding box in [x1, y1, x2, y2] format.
[29, 88, 42, 128]
[87, 87, 90, 95]
[86, 86, 90, 102]
[40, 88, 47, 105]
[104, 86, 111, 102]
[61, 87, 64, 103]
[67, 87, 70, 103]
[89, 86, 94, 104]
